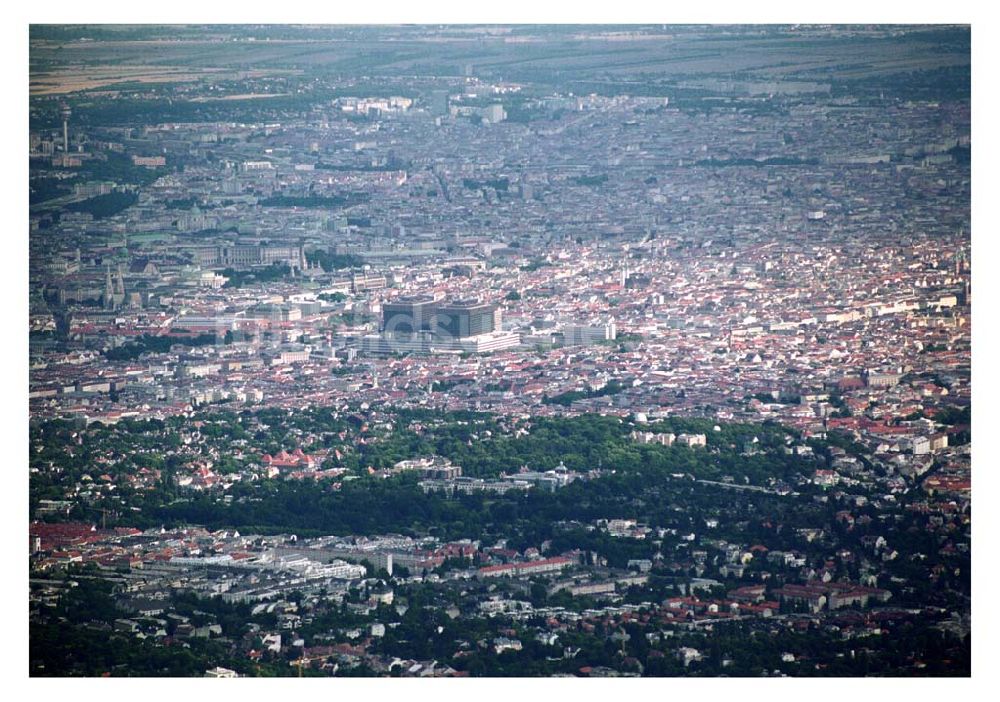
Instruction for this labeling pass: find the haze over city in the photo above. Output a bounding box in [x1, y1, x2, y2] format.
[26, 22, 972, 680]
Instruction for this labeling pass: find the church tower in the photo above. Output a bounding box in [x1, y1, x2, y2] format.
[103, 265, 115, 310]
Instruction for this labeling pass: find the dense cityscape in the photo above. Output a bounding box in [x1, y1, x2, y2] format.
[28, 24, 971, 678]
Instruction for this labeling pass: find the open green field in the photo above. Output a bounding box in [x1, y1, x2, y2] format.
[30, 25, 969, 92]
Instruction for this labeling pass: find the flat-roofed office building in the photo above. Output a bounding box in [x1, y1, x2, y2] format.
[382, 296, 437, 336]
[433, 301, 498, 339]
